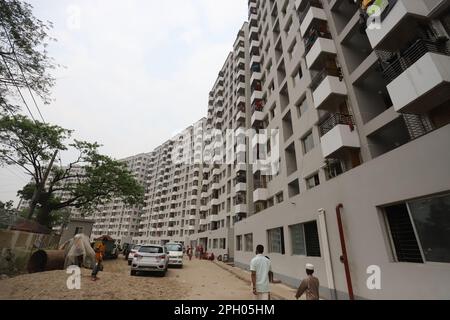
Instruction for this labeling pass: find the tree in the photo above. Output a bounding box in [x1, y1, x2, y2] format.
[0, 114, 145, 228]
[0, 0, 56, 113]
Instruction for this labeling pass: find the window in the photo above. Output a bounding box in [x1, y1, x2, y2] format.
[220, 238, 226, 249]
[301, 131, 315, 154]
[276, 192, 284, 204]
[288, 179, 300, 198]
[244, 234, 253, 252]
[385, 194, 450, 263]
[236, 235, 243, 251]
[306, 173, 320, 190]
[74, 227, 84, 236]
[295, 97, 309, 118]
[304, 221, 321, 257]
[267, 227, 285, 254]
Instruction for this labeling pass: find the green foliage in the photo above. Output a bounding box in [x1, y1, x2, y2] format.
[0, 0, 57, 111]
[1, 115, 145, 228]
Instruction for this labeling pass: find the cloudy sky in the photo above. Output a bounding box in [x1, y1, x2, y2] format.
[0, 0, 248, 204]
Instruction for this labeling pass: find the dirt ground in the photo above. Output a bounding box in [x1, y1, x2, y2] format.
[0, 255, 253, 300]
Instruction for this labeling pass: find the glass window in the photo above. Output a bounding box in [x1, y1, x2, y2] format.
[236, 235, 242, 251]
[306, 173, 320, 190]
[245, 234, 253, 252]
[267, 227, 285, 254]
[302, 131, 315, 154]
[290, 224, 306, 256]
[408, 194, 450, 263]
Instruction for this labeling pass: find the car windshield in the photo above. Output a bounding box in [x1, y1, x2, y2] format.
[139, 246, 163, 254]
[166, 244, 182, 252]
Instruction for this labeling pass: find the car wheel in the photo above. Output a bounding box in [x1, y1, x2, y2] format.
[130, 270, 137, 276]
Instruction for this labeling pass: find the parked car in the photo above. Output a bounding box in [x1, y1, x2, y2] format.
[165, 243, 184, 268]
[127, 244, 141, 265]
[130, 245, 169, 277]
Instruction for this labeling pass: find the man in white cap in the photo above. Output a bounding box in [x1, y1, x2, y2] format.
[295, 263, 320, 300]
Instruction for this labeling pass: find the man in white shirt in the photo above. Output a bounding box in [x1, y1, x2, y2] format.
[250, 245, 273, 300]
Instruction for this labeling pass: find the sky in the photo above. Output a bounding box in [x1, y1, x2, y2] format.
[0, 0, 248, 205]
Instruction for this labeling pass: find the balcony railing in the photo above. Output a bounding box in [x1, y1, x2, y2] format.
[303, 27, 331, 55]
[309, 66, 342, 91]
[379, 38, 450, 84]
[298, 0, 323, 25]
[319, 113, 355, 137]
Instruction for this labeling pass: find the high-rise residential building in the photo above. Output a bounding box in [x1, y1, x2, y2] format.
[16, 0, 450, 300]
[86, 153, 152, 243]
[119, 0, 450, 300]
[134, 120, 206, 245]
[232, 0, 450, 300]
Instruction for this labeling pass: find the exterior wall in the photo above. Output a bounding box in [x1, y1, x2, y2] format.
[235, 124, 450, 300]
[59, 219, 94, 246]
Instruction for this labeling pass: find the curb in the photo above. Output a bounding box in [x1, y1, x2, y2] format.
[212, 261, 287, 300]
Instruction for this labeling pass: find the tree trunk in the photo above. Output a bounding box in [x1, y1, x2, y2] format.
[36, 206, 53, 228]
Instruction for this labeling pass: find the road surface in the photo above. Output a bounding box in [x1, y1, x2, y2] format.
[0, 255, 254, 300]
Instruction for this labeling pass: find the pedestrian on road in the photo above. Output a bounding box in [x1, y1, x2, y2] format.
[91, 241, 105, 281]
[295, 264, 320, 300]
[187, 246, 193, 261]
[250, 245, 273, 300]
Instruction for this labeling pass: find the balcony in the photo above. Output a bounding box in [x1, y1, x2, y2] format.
[235, 183, 247, 193]
[250, 39, 260, 51]
[211, 198, 220, 206]
[305, 37, 337, 69]
[209, 215, 220, 222]
[199, 219, 208, 225]
[381, 39, 450, 114]
[319, 113, 361, 158]
[251, 111, 265, 126]
[250, 90, 263, 105]
[253, 188, 268, 202]
[311, 68, 347, 110]
[364, 0, 429, 50]
[304, 27, 332, 56]
[236, 110, 246, 121]
[299, 1, 326, 37]
[234, 204, 247, 215]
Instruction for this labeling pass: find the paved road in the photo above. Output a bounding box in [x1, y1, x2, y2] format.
[0, 255, 254, 300]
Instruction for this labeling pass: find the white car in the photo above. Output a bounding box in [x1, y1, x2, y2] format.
[165, 243, 184, 268]
[127, 244, 141, 266]
[130, 245, 169, 276]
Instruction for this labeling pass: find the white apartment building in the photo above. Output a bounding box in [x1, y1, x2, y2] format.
[138, 0, 450, 300]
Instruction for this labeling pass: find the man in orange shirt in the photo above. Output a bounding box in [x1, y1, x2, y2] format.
[91, 241, 105, 281]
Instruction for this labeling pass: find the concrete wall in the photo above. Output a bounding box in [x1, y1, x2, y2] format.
[59, 220, 94, 246]
[235, 124, 450, 300]
[0, 230, 60, 275]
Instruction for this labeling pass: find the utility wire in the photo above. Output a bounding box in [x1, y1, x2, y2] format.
[1, 55, 36, 122]
[1, 21, 45, 123]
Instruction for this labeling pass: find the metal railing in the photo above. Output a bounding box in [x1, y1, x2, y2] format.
[298, 0, 323, 25]
[319, 113, 355, 137]
[380, 38, 450, 84]
[309, 67, 342, 91]
[303, 27, 332, 55]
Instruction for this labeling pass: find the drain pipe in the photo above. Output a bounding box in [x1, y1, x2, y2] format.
[336, 204, 355, 300]
[317, 208, 337, 300]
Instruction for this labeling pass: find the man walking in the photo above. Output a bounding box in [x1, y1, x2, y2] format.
[295, 263, 320, 300]
[91, 240, 105, 281]
[250, 245, 273, 300]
